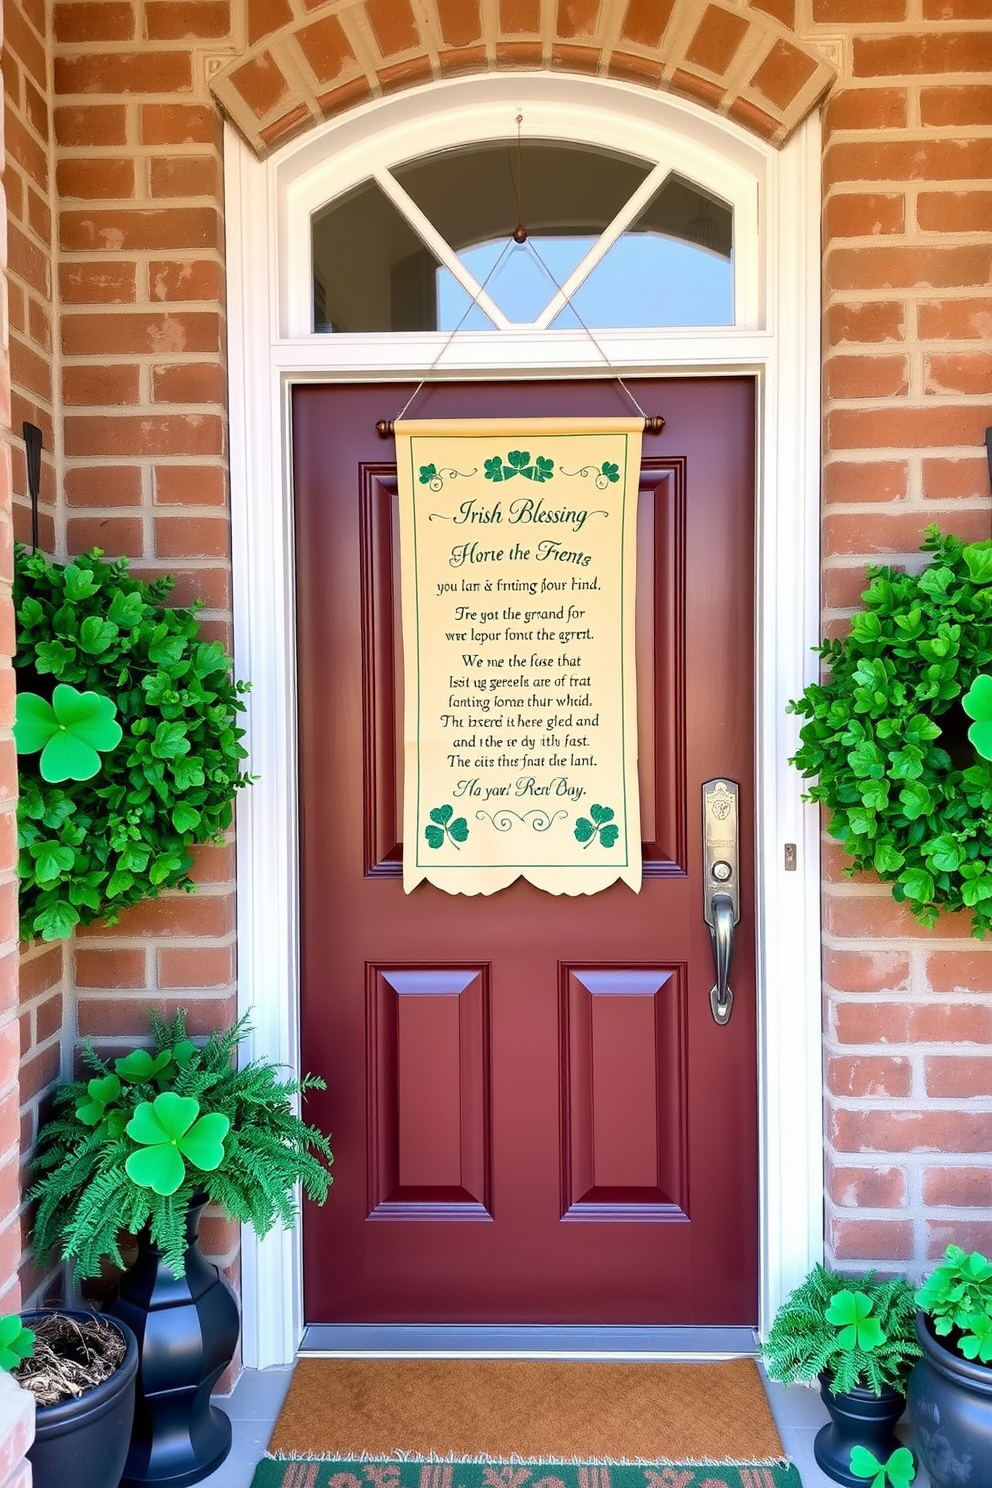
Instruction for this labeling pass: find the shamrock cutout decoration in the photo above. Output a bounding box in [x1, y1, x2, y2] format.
[849, 1446, 915, 1488]
[419, 464, 438, 485]
[425, 804, 469, 850]
[0, 1315, 34, 1373]
[76, 1073, 123, 1126]
[506, 450, 530, 476]
[825, 1289, 886, 1352]
[115, 1048, 174, 1084]
[14, 684, 123, 782]
[963, 674, 992, 760]
[124, 1092, 230, 1196]
[484, 456, 506, 483]
[574, 804, 619, 848]
[531, 456, 554, 483]
[958, 1311, 992, 1363]
[600, 461, 620, 484]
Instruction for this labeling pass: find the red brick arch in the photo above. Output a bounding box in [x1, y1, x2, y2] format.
[211, 0, 836, 157]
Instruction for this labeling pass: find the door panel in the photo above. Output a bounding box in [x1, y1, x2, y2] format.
[294, 378, 757, 1325]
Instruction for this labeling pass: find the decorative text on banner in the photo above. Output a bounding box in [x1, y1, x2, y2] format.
[397, 417, 642, 896]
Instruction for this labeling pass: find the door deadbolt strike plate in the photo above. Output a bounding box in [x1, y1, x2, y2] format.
[702, 779, 740, 927]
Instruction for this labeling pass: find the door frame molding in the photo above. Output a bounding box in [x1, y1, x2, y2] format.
[225, 74, 824, 1368]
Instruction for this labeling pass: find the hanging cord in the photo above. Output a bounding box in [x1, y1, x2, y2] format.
[377, 110, 664, 436]
[520, 236, 654, 427]
[377, 242, 514, 436]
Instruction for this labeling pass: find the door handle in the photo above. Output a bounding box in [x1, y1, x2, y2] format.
[702, 779, 740, 1027]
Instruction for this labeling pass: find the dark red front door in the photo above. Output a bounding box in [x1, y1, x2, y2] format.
[294, 378, 757, 1325]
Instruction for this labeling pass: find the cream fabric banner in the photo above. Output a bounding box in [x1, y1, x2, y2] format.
[397, 417, 642, 896]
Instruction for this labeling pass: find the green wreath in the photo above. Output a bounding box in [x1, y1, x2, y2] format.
[14, 548, 251, 942]
[789, 526, 992, 938]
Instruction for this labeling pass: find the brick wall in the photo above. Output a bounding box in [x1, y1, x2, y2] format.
[0, 0, 987, 1327]
[818, 2, 992, 1276]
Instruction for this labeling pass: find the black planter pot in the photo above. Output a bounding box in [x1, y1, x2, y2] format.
[813, 1372, 906, 1487]
[908, 1310, 992, 1488]
[108, 1194, 240, 1488]
[24, 1308, 139, 1488]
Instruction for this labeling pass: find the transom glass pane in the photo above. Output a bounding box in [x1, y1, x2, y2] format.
[311, 143, 734, 332]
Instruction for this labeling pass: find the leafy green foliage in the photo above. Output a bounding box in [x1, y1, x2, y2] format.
[425, 803, 469, 849]
[789, 528, 992, 936]
[916, 1244, 992, 1362]
[574, 803, 619, 848]
[30, 1011, 333, 1279]
[14, 547, 251, 941]
[850, 1446, 915, 1488]
[0, 1316, 34, 1372]
[761, 1264, 921, 1394]
[15, 685, 123, 781]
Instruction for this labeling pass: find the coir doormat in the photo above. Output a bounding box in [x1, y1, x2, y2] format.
[255, 1359, 799, 1485]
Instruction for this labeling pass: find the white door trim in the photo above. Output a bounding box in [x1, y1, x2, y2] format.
[225, 75, 824, 1368]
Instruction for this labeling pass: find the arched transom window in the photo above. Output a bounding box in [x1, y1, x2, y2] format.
[311, 140, 734, 334]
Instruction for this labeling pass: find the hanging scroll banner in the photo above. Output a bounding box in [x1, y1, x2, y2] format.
[397, 417, 643, 897]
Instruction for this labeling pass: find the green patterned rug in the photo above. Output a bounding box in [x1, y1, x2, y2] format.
[252, 1460, 803, 1488]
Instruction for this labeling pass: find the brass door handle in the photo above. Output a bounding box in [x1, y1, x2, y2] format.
[702, 779, 740, 1027]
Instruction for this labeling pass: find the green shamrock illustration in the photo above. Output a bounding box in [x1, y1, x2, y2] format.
[600, 461, 620, 483]
[962, 674, 992, 759]
[0, 1314, 34, 1372]
[124, 1092, 230, 1196]
[825, 1289, 886, 1351]
[483, 451, 555, 484]
[14, 683, 123, 782]
[418, 464, 438, 485]
[849, 1446, 915, 1488]
[424, 804, 469, 850]
[573, 804, 620, 848]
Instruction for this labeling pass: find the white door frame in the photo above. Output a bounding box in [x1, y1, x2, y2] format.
[225, 74, 824, 1369]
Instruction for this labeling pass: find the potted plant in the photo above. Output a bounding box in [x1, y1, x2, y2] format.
[3, 1307, 139, 1488]
[762, 1264, 921, 1486]
[29, 1010, 333, 1488]
[908, 1244, 992, 1488]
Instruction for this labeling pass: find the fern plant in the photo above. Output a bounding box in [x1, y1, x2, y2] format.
[762, 1264, 921, 1396]
[30, 1011, 332, 1279]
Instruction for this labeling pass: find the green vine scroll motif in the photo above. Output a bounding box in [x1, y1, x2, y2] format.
[418, 464, 476, 492]
[424, 804, 469, 849]
[483, 451, 555, 484]
[560, 460, 621, 490]
[574, 804, 619, 848]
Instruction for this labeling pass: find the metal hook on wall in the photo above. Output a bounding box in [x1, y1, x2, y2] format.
[23, 422, 42, 554]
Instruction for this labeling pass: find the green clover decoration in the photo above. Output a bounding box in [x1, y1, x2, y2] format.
[962, 674, 992, 760]
[425, 804, 469, 850]
[849, 1446, 915, 1488]
[824, 1289, 886, 1352]
[574, 804, 619, 848]
[958, 1312, 992, 1363]
[600, 461, 620, 484]
[75, 1073, 128, 1138]
[483, 451, 554, 484]
[124, 1092, 230, 1196]
[0, 1314, 34, 1373]
[115, 1042, 195, 1085]
[15, 683, 122, 782]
